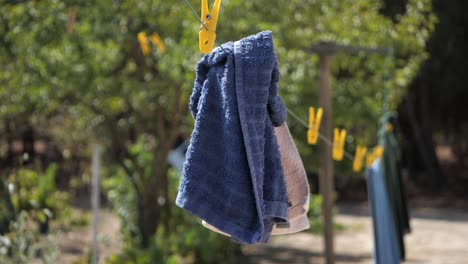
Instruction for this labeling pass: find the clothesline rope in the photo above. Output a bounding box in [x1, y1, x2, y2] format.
[286, 108, 355, 161]
[182, 0, 227, 53]
[181, 0, 357, 162]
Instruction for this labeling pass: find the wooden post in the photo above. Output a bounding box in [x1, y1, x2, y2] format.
[310, 43, 389, 264]
[318, 53, 335, 264]
[91, 144, 101, 264]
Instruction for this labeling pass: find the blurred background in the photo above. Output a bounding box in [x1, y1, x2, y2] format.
[0, 0, 467, 263]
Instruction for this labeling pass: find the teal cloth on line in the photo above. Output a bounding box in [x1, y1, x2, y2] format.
[379, 112, 411, 260]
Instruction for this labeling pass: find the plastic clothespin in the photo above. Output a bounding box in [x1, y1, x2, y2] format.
[366, 151, 375, 167]
[150, 32, 167, 53]
[365, 146, 384, 167]
[307, 107, 323, 145]
[137, 32, 150, 56]
[332, 128, 347, 161]
[386, 123, 394, 132]
[199, 0, 222, 54]
[374, 146, 384, 158]
[353, 145, 367, 172]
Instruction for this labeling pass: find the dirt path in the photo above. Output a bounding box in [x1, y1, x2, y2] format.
[56, 209, 122, 264]
[55, 205, 468, 264]
[243, 204, 468, 264]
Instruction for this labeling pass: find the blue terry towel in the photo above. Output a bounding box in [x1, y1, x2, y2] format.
[176, 31, 288, 244]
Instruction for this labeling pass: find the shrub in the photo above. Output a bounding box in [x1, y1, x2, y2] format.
[308, 194, 346, 233]
[308, 194, 324, 233]
[8, 164, 69, 233]
[103, 159, 239, 264]
[0, 211, 59, 264]
[0, 177, 15, 234]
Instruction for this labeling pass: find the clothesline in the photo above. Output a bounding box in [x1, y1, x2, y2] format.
[177, 3, 410, 259]
[182, 0, 227, 53]
[286, 108, 355, 161]
[182, 0, 357, 163]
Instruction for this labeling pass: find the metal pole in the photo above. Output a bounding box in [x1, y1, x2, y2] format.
[318, 53, 335, 264]
[91, 144, 101, 264]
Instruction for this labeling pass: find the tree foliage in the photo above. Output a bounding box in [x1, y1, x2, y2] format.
[218, 0, 435, 172]
[0, 0, 436, 248]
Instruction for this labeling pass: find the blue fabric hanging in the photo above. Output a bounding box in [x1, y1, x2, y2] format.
[367, 159, 401, 264]
[176, 31, 289, 244]
[379, 113, 410, 260]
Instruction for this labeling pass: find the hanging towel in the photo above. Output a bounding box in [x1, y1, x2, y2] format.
[367, 159, 401, 264]
[271, 122, 310, 234]
[176, 31, 289, 244]
[379, 112, 411, 260]
[202, 123, 311, 236]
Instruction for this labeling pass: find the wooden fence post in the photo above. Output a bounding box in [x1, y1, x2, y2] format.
[318, 53, 335, 264]
[91, 144, 101, 264]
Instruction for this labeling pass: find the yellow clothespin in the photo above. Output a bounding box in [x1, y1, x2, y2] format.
[366, 146, 384, 167]
[332, 128, 347, 161]
[199, 0, 222, 54]
[386, 123, 394, 132]
[137, 32, 150, 56]
[307, 107, 323, 145]
[353, 145, 367, 172]
[366, 151, 375, 167]
[150, 32, 167, 53]
[374, 146, 384, 159]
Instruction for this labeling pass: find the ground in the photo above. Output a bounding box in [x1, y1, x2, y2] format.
[242, 204, 468, 264]
[58, 204, 468, 264]
[56, 210, 122, 264]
